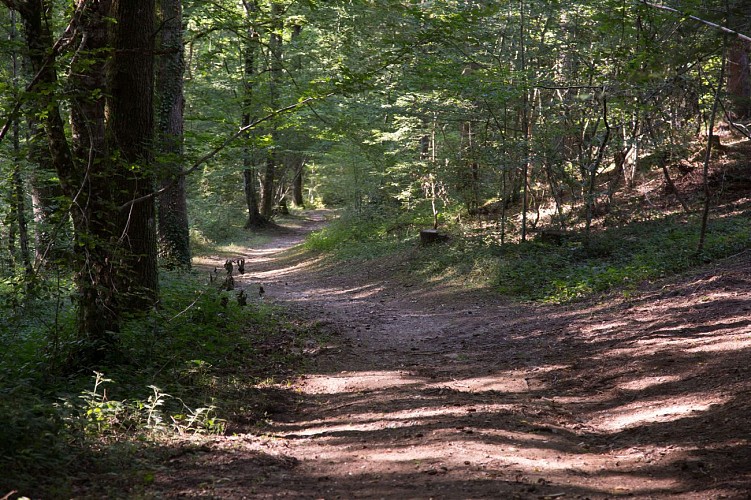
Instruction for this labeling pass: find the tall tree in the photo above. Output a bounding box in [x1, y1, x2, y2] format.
[7, 8, 32, 285]
[4, 0, 158, 358]
[242, 0, 267, 229]
[107, 0, 158, 311]
[260, 0, 283, 219]
[155, 0, 191, 268]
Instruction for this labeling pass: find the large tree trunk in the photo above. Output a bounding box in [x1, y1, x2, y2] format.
[155, 0, 191, 268]
[107, 0, 159, 312]
[8, 0, 158, 359]
[68, 0, 120, 343]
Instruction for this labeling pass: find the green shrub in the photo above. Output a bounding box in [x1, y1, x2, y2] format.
[304, 206, 429, 260]
[493, 213, 750, 302]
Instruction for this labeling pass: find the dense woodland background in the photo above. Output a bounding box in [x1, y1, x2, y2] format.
[0, 0, 750, 496]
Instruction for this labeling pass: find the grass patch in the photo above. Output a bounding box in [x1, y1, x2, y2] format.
[492, 213, 750, 303]
[303, 206, 431, 260]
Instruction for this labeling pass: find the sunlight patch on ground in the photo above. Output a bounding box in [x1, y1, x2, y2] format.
[588, 320, 630, 333]
[686, 332, 751, 353]
[297, 368, 571, 396]
[631, 325, 751, 353]
[289, 426, 683, 497]
[277, 284, 385, 302]
[426, 367, 568, 393]
[618, 375, 682, 391]
[427, 375, 529, 393]
[587, 395, 727, 432]
[297, 371, 422, 394]
[279, 403, 521, 438]
[246, 259, 322, 279]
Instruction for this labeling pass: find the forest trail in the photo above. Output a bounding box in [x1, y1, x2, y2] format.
[159, 212, 751, 499]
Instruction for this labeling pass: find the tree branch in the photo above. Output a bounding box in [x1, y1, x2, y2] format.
[118, 94, 333, 211]
[0, 0, 91, 145]
[640, 1, 751, 43]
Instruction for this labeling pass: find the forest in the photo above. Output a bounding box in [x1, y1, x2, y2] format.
[1, 0, 750, 498]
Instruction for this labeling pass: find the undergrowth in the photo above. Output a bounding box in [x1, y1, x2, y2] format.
[305, 206, 751, 303]
[304, 205, 431, 259]
[492, 212, 751, 302]
[0, 268, 324, 498]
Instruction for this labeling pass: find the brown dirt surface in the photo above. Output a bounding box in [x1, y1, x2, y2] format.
[153, 210, 751, 499]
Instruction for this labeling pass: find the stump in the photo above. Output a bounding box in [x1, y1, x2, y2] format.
[420, 229, 449, 246]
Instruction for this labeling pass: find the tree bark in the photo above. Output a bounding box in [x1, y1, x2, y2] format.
[727, 39, 751, 120]
[67, 0, 125, 344]
[155, 0, 191, 268]
[107, 0, 159, 311]
[7, 0, 158, 358]
[289, 24, 305, 209]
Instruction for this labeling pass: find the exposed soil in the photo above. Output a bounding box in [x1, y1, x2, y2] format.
[157, 210, 751, 499]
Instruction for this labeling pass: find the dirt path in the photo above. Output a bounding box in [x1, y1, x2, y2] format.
[158, 212, 751, 499]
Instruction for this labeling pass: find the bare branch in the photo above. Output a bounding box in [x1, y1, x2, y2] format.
[640, 1, 751, 43]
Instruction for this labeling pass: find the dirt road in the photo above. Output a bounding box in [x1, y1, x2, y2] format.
[160, 211, 751, 499]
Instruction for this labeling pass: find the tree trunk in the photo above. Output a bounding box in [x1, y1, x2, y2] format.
[699, 41, 727, 254]
[289, 23, 305, 209]
[292, 157, 305, 208]
[584, 94, 610, 248]
[66, 0, 122, 344]
[244, 167, 266, 228]
[15, 1, 65, 266]
[8, 0, 158, 358]
[242, 0, 267, 229]
[8, 9, 33, 286]
[28, 149, 64, 264]
[107, 0, 159, 311]
[261, 152, 277, 218]
[155, 0, 191, 269]
[11, 134, 33, 286]
[727, 39, 751, 120]
[260, 2, 283, 219]
[519, 0, 529, 242]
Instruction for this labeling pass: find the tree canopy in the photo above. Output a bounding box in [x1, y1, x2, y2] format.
[0, 0, 749, 377]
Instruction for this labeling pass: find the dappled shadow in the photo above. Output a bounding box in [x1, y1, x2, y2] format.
[154, 217, 751, 498]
